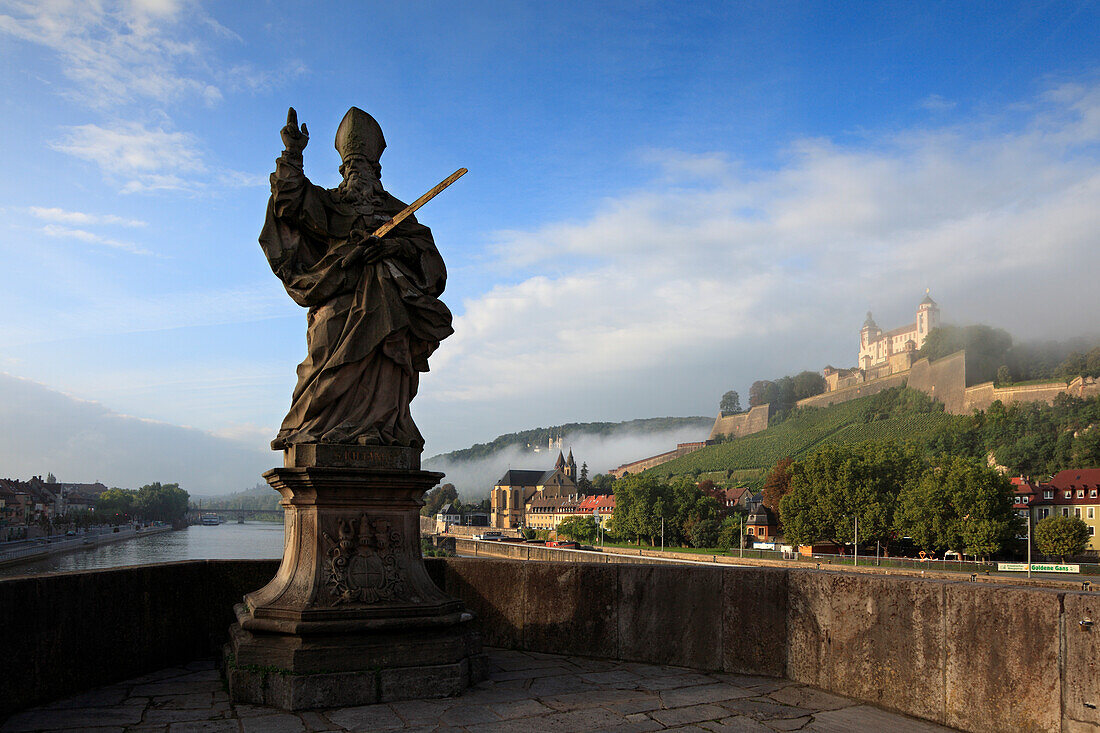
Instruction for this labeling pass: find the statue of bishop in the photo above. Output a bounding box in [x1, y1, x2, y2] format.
[260, 107, 453, 451]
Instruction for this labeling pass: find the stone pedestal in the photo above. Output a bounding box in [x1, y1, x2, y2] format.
[225, 445, 486, 710]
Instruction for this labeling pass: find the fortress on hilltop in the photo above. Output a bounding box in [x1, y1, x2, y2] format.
[707, 290, 1100, 441]
[823, 291, 941, 393]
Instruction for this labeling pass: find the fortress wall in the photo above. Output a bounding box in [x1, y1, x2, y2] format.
[610, 440, 711, 477]
[708, 403, 770, 441]
[795, 372, 908, 410]
[964, 375, 1100, 412]
[907, 350, 967, 414]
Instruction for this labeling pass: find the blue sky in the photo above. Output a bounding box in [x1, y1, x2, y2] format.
[2, 1, 1100, 492]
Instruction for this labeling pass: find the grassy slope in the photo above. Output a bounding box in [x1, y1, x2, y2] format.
[646, 397, 965, 488]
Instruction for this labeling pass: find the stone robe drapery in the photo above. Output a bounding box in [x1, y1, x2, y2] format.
[260, 152, 453, 450]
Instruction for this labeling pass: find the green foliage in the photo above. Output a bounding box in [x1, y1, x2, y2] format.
[761, 457, 793, 525]
[749, 371, 827, 417]
[610, 473, 720, 546]
[650, 386, 1100, 488]
[135, 482, 189, 522]
[779, 442, 925, 548]
[720, 390, 742, 414]
[649, 388, 963, 487]
[421, 484, 458, 517]
[984, 395, 1100, 477]
[1034, 515, 1091, 560]
[198, 483, 281, 512]
[556, 515, 598, 543]
[921, 326, 1100, 385]
[895, 456, 1018, 557]
[591, 473, 615, 493]
[689, 518, 721, 548]
[919, 324, 1013, 385]
[716, 515, 743, 550]
[96, 483, 189, 523]
[95, 488, 134, 520]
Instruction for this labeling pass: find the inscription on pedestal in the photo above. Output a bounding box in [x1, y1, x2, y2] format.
[285, 443, 419, 470]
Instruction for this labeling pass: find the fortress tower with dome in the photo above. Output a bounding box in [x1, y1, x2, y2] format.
[858, 290, 940, 370]
[822, 291, 940, 392]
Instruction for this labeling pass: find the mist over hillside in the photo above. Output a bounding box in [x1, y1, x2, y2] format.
[423, 418, 712, 498]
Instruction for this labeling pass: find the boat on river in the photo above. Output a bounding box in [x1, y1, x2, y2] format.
[200, 513, 222, 526]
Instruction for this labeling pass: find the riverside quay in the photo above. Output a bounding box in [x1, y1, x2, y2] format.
[2, 554, 1098, 732]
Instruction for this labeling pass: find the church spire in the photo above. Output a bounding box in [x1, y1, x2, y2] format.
[555, 450, 565, 470]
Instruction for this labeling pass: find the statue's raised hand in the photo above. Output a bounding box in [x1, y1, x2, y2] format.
[281, 107, 309, 153]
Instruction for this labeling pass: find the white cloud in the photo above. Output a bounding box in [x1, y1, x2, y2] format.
[29, 206, 146, 227]
[422, 79, 1100, 431]
[919, 94, 956, 112]
[0, 0, 222, 108]
[51, 121, 210, 192]
[40, 224, 151, 255]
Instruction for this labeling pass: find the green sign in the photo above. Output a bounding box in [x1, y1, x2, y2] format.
[997, 562, 1079, 573]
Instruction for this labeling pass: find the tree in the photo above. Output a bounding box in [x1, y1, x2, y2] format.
[716, 514, 743, 550]
[720, 390, 742, 414]
[422, 483, 458, 517]
[578, 462, 591, 492]
[46, 473, 56, 484]
[995, 365, 1012, 386]
[779, 442, 924, 548]
[895, 457, 1018, 558]
[134, 482, 189, 523]
[749, 380, 777, 407]
[919, 324, 1013, 385]
[556, 515, 598, 543]
[591, 473, 615, 494]
[95, 488, 135, 523]
[1034, 515, 1090, 561]
[791, 371, 826, 400]
[690, 518, 721, 548]
[761, 458, 793, 526]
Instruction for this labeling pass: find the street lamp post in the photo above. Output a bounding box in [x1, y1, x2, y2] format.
[740, 514, 745, 558]
[854, 515, 858, 568]
[1027, 510, 1032, 579]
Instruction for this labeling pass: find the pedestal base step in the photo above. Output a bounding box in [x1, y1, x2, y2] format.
[224, 644, 489, 710]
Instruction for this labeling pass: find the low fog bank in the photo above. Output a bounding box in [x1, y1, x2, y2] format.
[423, 423, 710, 499]
[0, 373, 270, 494]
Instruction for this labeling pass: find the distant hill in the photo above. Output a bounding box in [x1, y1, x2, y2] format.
[646, 389, 964, 489]
[425, 417, 713, 464]
[197, 483, 281, 512]
[423, 417, 713, 497]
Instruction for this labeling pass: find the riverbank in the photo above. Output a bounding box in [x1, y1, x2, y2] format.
[0, 525, 173, 569]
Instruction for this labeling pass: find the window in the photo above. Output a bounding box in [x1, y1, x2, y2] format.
[1089, 508, 1095, 519]
[1090, 526, 1096, 536]
[1063, 508, 1070, 517]
[1044, 490, 1054, 499]
[1075, 508, 1082, 518]
[1065, 491, 1073, 499]
[1091, 489, 1097, 498]
[1077, 490, 1085, 498]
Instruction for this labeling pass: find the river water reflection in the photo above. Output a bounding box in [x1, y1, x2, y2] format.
[0, 521, 285, 578]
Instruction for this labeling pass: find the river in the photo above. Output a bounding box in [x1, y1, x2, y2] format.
[0, 521, 285, 579]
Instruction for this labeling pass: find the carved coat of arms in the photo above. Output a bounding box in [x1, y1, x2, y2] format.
[322, 515, 405, 604]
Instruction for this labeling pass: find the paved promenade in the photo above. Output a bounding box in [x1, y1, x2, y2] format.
[1, 649, 957, 733]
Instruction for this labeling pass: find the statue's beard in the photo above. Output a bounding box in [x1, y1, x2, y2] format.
[335, 174, 384, 206]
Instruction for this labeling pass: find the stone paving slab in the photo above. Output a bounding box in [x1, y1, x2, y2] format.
[1, 648, 961, 733]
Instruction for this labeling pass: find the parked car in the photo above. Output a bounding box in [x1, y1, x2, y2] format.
[473, 531, 503, 541]
[546, 540, 579, 549]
